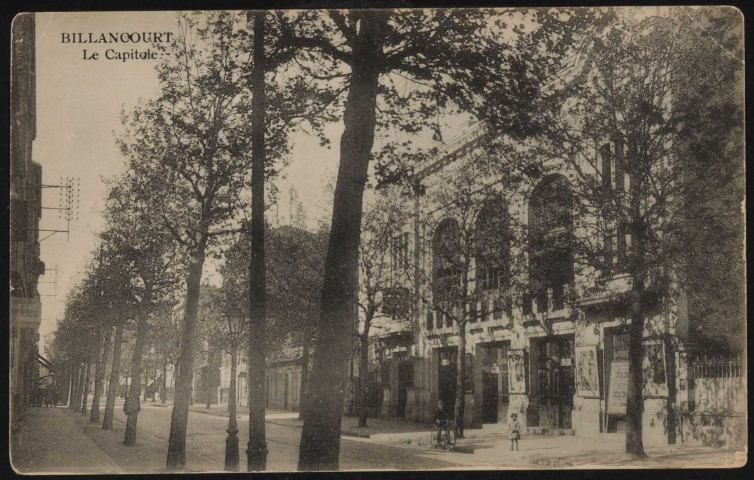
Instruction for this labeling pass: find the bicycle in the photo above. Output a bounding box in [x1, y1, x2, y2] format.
[431, 419, 456, 451]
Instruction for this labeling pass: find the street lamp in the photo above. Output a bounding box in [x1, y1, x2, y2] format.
[224, 308, 246, 472]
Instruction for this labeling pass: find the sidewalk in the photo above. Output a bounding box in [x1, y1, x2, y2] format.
[10, 406, 123, 474]
[267, 413, 437, 439]
[261, 411, 745, 469]
[161, 403, 300, 421]
[353, 422, 746, 469]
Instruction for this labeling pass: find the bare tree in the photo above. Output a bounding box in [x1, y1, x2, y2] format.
[355, 191, 412, 428]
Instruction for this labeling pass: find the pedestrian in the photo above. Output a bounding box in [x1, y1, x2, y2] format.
[509, 413, 520, 451]
[433, 400, 452, 446]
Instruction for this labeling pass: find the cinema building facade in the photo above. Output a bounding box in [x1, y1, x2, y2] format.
[363, 124, 744, 449]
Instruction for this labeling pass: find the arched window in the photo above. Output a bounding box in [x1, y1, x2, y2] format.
[475, 196, 510, 292]
[528, 175, 573, 312]
[432, 218, 461, 305]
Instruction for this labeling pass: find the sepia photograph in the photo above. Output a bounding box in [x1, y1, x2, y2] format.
[8, 6, 746, 473]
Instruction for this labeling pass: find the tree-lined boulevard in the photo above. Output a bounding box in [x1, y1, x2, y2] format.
[11, 6, 744, 474]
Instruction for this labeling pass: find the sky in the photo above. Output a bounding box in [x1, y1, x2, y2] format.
[33, 12, 345, 348]
[32, 11, 474, 353]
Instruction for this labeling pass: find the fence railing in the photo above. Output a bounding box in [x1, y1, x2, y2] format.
[692, 353, 742, 379]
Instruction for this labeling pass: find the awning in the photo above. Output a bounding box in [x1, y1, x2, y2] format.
[36, 354, 54, 371]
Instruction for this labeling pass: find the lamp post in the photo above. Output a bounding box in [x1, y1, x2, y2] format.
[225, 308, 245, 471]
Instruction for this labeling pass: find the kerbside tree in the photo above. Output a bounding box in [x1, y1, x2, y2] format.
[118, 11, 326, 467]
[273, 9, 591, 469]
[149, 308, 182, 404]
[220, 224, 327, 419]
[100, 251, 137, 430]
[355, 190, 412, 428]
[101, 178, 181, 446]
[508, 7, 744, 456]
[117, 12, 259, 468]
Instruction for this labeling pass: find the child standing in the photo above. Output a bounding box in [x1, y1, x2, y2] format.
[509, 413, 521, 451]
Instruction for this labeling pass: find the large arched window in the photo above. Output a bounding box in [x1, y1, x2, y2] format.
[475, 196, 510, 292]
[528, 175, 573, 312]
[432, 218, 461, 305]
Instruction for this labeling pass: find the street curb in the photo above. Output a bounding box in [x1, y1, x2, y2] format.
[266, 419, 302, 429]
[183, 409, 474, 449]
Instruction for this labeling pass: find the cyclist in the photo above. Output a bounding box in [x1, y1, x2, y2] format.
[433, 400, 452, 445]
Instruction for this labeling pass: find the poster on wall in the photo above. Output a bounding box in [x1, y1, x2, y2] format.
[607, 361, 629, 414]
[507, 349, 527, 394]
[575, 346, 600, 398]
[643, 339, 669, 397]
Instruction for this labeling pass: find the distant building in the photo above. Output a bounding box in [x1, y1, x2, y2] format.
[10, 13, 45, 416]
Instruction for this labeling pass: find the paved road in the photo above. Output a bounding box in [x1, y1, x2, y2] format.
[68, 403, 463, 472]
[15, 404, 743, 473]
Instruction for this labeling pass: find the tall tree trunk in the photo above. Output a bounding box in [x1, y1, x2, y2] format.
[124, 311, 150, 446]
[81, 359, 91, 415]
[625, 283, 646, 457]
[298, 13, 386, 471]
[90, 326, 113, 423]
[73, 362, 83, 412]
[247, 11, 268, 472]
[206, 363, 213, 408]
[298, 325, 311, 421]
[103, 321, 125, 430]
[358, 329, 370, 428]
[167, 246, 207, 469]
[152, 368, 158, 402]
[625, 166, 647, 457]
[162, 363, 168, 404]
[664, 320, 677, 444]
[67, 363, 76, 408]
[454, 320, 467, 438]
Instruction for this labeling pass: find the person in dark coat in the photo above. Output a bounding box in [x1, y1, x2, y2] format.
[433, 400, 452, 445]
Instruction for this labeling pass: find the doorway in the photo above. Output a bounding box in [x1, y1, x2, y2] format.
[438, 347, 457, 411]
[480, 341, 510, 423]
[397, 357, 412, 417]
[482, 373, 498, 423]
[536, 335, 575, 428]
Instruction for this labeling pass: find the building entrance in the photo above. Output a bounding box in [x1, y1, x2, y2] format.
[535, 334, 574, 428]
[397, 358, 411, 417]
[479, 341, 510, 423]
[438, 347, 457, 411]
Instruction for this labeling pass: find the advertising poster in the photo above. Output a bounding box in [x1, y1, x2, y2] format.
[575, 345, 600, 398]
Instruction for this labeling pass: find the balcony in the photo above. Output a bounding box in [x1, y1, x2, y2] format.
[381, 287, 412, 321]
[373, 315, 413, 350]
[572, 273, 631, 310]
